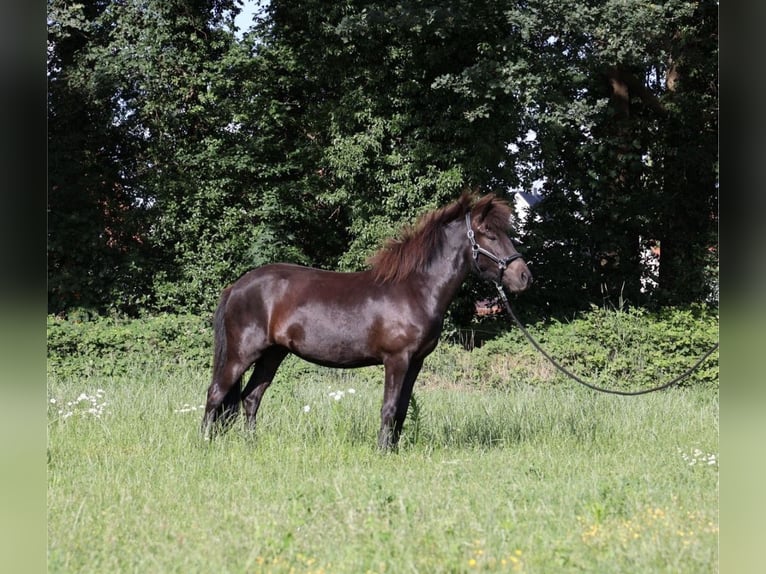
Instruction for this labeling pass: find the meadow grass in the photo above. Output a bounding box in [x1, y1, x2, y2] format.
[48, 350, 718, 573]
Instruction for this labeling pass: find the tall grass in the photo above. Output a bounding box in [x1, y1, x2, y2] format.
[48, 342, 718, 573]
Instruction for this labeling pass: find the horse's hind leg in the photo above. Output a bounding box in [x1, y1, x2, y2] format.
[220, 378, 242, 428]
[242, 347, 289, 432]
[202, 359, 250, 439]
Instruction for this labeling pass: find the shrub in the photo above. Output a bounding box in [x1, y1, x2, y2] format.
[473, 304, 719, 392]
[47, 313, 213, 379]
[47, 305, 718, 394]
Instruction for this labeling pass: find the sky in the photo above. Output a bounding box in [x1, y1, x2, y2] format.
[234, 0, 261, 36]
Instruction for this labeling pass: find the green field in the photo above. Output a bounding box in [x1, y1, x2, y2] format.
[47, 315, 718, 573]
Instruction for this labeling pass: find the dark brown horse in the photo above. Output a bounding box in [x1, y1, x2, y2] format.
[202, 192, 532, 449]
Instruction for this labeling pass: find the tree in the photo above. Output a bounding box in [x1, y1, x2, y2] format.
[48, 0, 718, 319]
[48, 0, 256, 313]
[503, 0, 718, 314]
[48, 0, 152, 313]
[654, 0, 718, 304]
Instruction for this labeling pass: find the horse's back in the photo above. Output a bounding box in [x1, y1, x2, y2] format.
[222, 262, 377, 330]
[229, 263, 371, 302]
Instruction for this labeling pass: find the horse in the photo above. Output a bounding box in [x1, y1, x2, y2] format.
[201, 192, 533, 449]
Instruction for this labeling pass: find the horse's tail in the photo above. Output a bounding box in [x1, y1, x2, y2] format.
[211, 286, 232, 382]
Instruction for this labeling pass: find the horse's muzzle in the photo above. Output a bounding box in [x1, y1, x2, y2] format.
[503, 260, 533, 293]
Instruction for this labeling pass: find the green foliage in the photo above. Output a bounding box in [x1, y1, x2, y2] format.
[474, 304, 719, 391]
[500, 0, 718, 311]
[47, 304, 718, 399]
[46, 313, 213, 379]
[48, 0, 249, 314]
[47, 0, 718, 319]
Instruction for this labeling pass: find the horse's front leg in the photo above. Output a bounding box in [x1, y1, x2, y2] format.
[378, 356, 423, 451]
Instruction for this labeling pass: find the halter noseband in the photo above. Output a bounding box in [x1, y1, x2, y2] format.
[465, 212, 523, 278]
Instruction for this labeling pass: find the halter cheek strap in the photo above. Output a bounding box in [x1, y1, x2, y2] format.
[465, 212, 523, 276]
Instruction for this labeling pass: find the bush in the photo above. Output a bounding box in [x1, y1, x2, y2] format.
[47, 313, 213, 379]
[473, 304, 719, 392]
[47, 305, 718, 395]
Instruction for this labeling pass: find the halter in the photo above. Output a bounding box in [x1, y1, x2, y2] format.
[464, 212, 523, 279]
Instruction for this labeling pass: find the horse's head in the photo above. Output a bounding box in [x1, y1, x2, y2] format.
[466, 196, 533, 294]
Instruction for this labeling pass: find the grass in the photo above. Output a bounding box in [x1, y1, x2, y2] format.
[47, 347, 718, 573]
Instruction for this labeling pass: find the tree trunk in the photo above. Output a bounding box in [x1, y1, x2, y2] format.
[595, 67, 647, 306]
[657, 37, 718, 305]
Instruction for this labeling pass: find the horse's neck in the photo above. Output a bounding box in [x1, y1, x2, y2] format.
[416, 219, 471, 317]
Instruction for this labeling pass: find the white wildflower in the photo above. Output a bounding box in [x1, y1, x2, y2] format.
[679, 447, 718, 468]
[54, 390, 109, 420]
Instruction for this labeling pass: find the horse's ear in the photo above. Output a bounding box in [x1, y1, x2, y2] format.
[476, 195, 495, 231]
[480, 196, 494, 221]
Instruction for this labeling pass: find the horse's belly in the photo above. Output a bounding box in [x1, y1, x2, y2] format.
[274, 318, 382, 368]
[289, 339, 381, 368]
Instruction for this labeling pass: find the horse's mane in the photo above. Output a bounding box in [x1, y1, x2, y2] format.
[368, 192, 514, 284]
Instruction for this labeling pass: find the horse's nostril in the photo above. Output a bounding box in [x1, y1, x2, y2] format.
[522, 271, 532, 286]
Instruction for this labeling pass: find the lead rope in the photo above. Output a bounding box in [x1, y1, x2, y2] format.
[493, 282, 719, 396]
